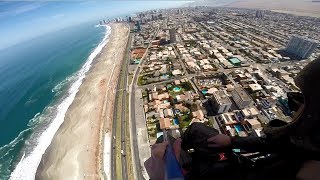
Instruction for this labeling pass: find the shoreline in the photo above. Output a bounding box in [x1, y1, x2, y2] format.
[9, 24, 112, 180]
[35, 23, 129, 180]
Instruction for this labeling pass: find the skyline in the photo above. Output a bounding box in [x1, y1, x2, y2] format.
[0, 1, 191, 50]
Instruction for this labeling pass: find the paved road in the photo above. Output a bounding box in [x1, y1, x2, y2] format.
[111, 69, 119, 180]
[121, 65, 128, 180]
[111, 55, 129, 180]
[111, 24, 131, 180]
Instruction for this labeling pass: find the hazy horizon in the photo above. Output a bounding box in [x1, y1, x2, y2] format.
[0, 1, 190, 50]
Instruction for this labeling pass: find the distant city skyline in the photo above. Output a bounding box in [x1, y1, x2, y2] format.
[0, 1, 191, 50]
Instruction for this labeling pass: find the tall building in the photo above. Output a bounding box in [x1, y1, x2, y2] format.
[151, 14, 156, 21]
[169, 28, 176, 43]
[136, 21, 141, 31]
[255, 10, 264, 18]
[232, 87, 254, 109]
[211, 90, 232, 114]
[285, 36, 318, 59]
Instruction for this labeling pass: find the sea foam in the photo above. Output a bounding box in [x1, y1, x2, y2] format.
[9, 25, 111, 180]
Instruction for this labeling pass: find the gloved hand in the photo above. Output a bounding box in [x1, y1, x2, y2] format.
[207, 134, 231, 148]
[144, 138, 182, 180]
[153, 138, 182, 160]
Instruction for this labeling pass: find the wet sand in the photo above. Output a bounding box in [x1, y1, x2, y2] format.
[36, 23, 129, 180]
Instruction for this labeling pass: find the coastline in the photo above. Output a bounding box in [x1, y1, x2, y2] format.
[35, 23, 129, 180]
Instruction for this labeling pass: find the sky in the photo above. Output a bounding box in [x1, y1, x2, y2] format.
[0, 1, 191, 50]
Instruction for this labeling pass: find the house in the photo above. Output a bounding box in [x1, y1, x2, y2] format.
[248, 83, 263, 92]
[152, 100, 161, 107]
[158, 101, 171, 109]
[154, 70, 160, 77]
[145, 111, 159, 119]
[144, 104, 149, 113]
[207, 87, 218, 94]
[172, 69, 182, 76]
[158, 92, 169, 100]
[159, 110, 165, 118]
[241, 107, 259, 118]
[245, 119, 262, 129]
[174, 104, 189, 112]
[192, 109, 205, 120]
[151, 92, 158, 100]
[226, 84, 234, 91]
[190, 118, 205, 125]
[176, 94, 187, 102]
[217, 113, 238, 125]
[174, 80, 181, 85]
[164, 108, 174, 117]
[159, 118, 171, 129]
[225, 125, 236, 137]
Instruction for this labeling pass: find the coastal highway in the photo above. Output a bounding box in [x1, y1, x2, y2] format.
[111, 24, 132, 180]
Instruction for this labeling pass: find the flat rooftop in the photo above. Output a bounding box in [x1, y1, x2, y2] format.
[234, 87, 251, 101]
[229, 57, 241, 64]
[214, 90, 231, 105]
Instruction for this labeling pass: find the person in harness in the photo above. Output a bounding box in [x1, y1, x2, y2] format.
[145, 57, 320, 180]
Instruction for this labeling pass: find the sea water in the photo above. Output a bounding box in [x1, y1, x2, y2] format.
[0, 21, 111, 179]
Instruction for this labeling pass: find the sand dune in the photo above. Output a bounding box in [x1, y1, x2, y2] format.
[225, 0, 320, 17]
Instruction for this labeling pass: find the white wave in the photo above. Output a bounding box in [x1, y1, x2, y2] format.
[0, 128, 31, 156]
[51, 78, 68, 93]
[9, 25, 112, 180]
[27, 112, 41, 127]
[95, 24, 109, 28]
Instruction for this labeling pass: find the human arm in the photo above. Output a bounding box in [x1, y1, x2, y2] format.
[208, 134, 287, 153]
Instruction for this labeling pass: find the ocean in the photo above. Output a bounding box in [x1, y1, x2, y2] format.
[0, 21, 111, 179]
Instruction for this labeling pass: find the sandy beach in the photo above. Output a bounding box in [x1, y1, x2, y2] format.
[36, 23, 129, 180]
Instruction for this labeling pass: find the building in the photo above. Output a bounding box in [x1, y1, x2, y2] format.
[248, 84, 263, 92]
[136, 21, 141, 31]
[228, 57, 241, 66]
[256, 10, 264, 18]
[159, 118, 171, 129]
[245, 119, 262, 129]
[241, 107, 259, 119]
[232, 87, 254, 109]
[169, 28, 176, 43]
[285, 36, 318, 59]
[192, 110, 205, 120]
[211, 90, 232, 114]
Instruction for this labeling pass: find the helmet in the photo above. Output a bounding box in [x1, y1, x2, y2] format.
[290, 57, 320, 153]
